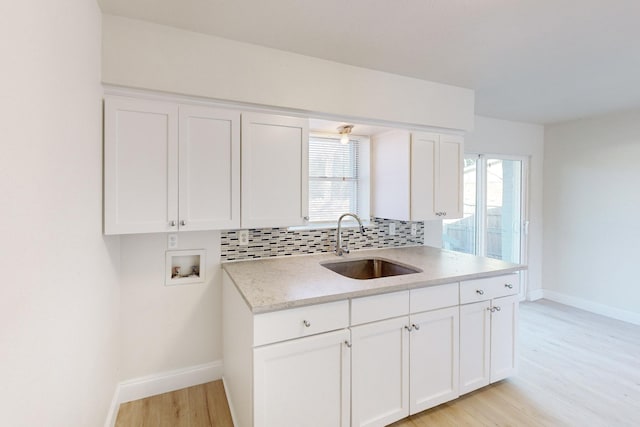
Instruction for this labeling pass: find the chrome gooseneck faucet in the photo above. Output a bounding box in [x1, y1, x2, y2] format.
[336, 213, 366, 256]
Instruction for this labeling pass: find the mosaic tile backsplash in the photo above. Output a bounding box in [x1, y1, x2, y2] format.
[221, 217, 424, 261]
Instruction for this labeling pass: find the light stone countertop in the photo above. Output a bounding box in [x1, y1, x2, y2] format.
[222, 245, 527, 313]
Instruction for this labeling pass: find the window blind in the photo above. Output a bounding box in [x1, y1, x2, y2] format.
[308, 136, 360, 222]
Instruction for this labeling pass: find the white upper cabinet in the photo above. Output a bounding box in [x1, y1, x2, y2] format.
[372, 130, 464, 221]
[436, 134, 464, 219]
[104, 96, 179, 234]
[104, 96, 240, 234]
[241, 112, 309, 228]
[178, 105, 240, 231]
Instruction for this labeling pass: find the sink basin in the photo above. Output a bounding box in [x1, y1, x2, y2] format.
[321, 258, 421, 280]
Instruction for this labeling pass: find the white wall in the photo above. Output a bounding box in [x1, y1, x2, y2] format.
[119, 232, 222, 380]
[0, 1, 121, 426]
[464, 116, 545, 299]
[544, 110, 640, 323]
[101, 15, 474, 131]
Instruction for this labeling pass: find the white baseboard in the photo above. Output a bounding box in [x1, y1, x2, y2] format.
[527, 288, 544, 301]
[104, 360, 223, 427]
[222, 377, 239, 427]
[542, 290, 640, 326]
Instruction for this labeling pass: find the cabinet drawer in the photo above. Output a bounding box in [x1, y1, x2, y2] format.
[254, 300, 349, 346]
[460, 274, 519, 304]
[410, 282, 459, 313]
[351, 290, 409, 325]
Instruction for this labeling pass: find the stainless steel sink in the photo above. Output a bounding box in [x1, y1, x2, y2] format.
[321, 258, 421, 280]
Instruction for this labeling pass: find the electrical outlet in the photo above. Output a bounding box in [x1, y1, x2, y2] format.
[389, 223, 396, 236]
[238, 229, 249, 246]
[411, 223, 417, 236]
[167, 233, 178, 249]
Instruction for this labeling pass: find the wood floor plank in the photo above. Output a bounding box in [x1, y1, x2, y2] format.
[187, 384, 211, 427]
[115, 301, 640, 427]
[204, 381, 234, 427]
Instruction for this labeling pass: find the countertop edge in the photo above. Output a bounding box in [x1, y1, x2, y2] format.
[222, 249, 526, 314]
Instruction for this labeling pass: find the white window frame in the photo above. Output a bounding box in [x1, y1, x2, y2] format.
[290, 133, 370, 230]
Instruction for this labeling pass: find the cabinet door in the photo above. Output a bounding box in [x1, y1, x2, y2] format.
[371, 130, 412, 221]
[409, 306, 459, 414]
[178, 105, 240, 230]
[410, 132, 438, 220]
[459, 300, 491, 394]
[241, 113, 308, 228]
[436, 134, 464, 219]
[253, 329, 350, 427]
[104, 97, 178, 234]
[490, 294, 519, 383]
[351, 317, 409, 427]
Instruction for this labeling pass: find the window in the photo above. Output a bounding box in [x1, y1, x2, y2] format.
[307, 135, 369, 225]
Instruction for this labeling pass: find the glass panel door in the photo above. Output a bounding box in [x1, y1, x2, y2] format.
[486, 158, 522, 264]
[444, 155, 527, 265]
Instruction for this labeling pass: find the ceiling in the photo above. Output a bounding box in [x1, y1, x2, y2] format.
[98, 0, 640, 125]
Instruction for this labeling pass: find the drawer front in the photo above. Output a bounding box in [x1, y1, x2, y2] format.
[410, 282, 459, 313]
[460, 274, 520, 304]
[351, 290, 409, 325]
[254, 300, 349, 346]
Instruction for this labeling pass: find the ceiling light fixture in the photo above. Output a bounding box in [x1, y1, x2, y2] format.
[338, 125, 354, 145]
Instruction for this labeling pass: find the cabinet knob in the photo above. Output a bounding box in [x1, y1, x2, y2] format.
[180, 220, 186, 226]
[411, 323, 420, 331]
[505, 283, 513, 289]
[303, 216, 309, 221]
[476, 289, 484, 295]
[404, 325, 413, 332]
[344, 340, 352, 348]
[487, 307, 494, 312]
[494, 306, 501, 312]
[303, 320, 311, 328]
[170, 220, 176, 227]
[442, 212, 447, 216]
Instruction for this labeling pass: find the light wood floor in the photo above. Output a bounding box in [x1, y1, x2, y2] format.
[115, 380, 233, 427]
[115, 300, 640, 427]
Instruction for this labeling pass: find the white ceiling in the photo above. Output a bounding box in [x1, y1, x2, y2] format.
[98, 0, 640, 125]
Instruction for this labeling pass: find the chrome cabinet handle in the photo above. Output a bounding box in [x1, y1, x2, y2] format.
[303, 216, 309, 221]
[494, 306, 501, 312]
[412, 323, 420, 331]
[170, 220, 176, 227]
[487, 307, 494, 312]
[344, 340, 352, 348]
[505, 283, 513, 289]
[303, 320, 311, 327]
[180, 220, 186, 226]
[476, 289, 485, 295]
[404, 325, 413, 332]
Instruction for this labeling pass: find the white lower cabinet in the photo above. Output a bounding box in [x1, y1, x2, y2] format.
[222, 275, 350, 427]
[489, 294, 519, 383]
[350, 286, 460, 427]
[459, 275, 520, 395]
[409, 306, 459, 413]
[351, 317, 410, 427]
[253, 329, 351, 427]
[223, 273, 518, 427]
